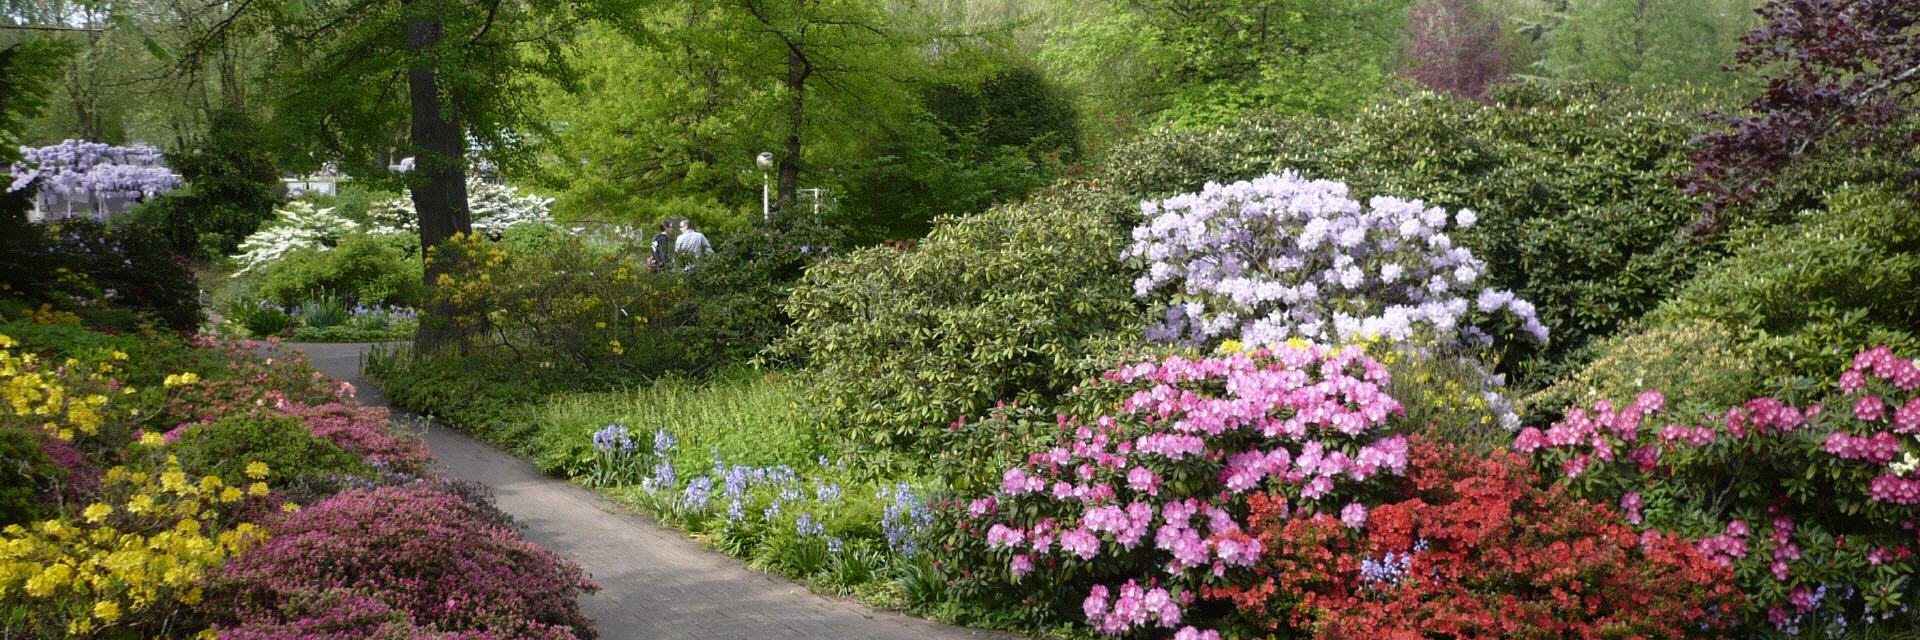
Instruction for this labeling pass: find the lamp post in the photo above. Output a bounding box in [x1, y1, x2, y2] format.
[755, 152, 774, 220]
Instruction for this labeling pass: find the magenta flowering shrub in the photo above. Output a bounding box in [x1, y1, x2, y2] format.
[210, 486, 598, 639]
[215, 588, 581, 640]
[1516, 347, 1920, 635]
[942, 344, 1409, 636]
[1126, 172, 1547, 349]
[277, 401, 432, 476]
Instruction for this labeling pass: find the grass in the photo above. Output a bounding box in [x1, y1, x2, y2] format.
[528, 367, 823, 479]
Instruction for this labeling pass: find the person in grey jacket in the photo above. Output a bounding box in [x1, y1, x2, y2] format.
[674, 219, 712, 258]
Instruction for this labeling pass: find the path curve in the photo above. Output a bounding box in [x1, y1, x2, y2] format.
[285, 342, 1014, 640]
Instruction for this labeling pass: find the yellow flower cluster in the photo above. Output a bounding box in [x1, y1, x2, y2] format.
[162, 372, 200, 388]
[0, 456, 270, 638]
[24, 304, 82, 326]
[1, 334, 113, 440]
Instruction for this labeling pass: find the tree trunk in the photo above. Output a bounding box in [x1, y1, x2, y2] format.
[778, 46, 807, 216]
[405, 0, 474, 353]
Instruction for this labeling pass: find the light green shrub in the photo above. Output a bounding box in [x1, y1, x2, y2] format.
[256, 233, 422, 307]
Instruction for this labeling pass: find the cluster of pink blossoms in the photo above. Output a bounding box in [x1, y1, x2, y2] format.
[973, 344, 1409, 637]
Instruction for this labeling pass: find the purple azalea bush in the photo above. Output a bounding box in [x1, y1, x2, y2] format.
[1126, 171, 1546, 349]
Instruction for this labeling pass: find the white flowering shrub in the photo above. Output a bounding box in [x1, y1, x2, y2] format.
[1126, 171, 1548, 349]
[364, 178, 554, 238]
[232, 202, 361, 272]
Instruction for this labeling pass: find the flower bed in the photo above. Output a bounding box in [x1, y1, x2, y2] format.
[0, 322, 596, 639]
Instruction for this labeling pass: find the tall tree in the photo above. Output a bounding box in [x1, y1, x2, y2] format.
[1541, 0, 1759, 87]
[186, 0, 641, 350]
[1404, 0, 1515, 99]
[1682, 0, 1920, 233]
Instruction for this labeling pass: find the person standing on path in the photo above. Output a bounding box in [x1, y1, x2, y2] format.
[648, 220, 674, 270]
[674, 219, 712, 259]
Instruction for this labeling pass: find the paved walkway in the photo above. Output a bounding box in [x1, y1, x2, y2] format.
[286, 342, 1012, 640]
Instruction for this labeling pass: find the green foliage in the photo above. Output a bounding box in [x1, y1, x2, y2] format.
[0, 428, 66, 526]
[169, 414, 372, 487]
[0, 39, 75, 162]
[302, 183, 403, 227]
[777, 188, 1141, 457]
[1526, 318, 1772, 421]
[1537, 0, 1759, 87]
[425, 233, 681, 378]
[240, 305, 294, 339]
[1249, 83, 1746, 377]
[1644, 186, 1920, 392]
[832, 64, 1081, 243]
[123, 109, 283, 260]
[365, 346, 553, 451]
[530, 368, 817, 480]
[1037, 0, 1408, 139]
[295, 292, 350, 329]
[0, 198, 203, 332]
[662, 220, 840, 373]
[255, 233, 423, 308]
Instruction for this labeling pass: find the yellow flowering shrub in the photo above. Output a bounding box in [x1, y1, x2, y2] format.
[424, 232, 681, 373]
[1372, 340, 1519, 453]
[0, 333, 115, 442]
[0, 453, 270, 638]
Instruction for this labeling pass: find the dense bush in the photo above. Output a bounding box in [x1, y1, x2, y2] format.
[255, 233, 423, 307]
[210, 485, 598, 639]
[1643, 187, 1920, 391]
[664, 220, 839, 374]
[168, 414, 373, 487]
[1254, 84, 1722, 374]
[1212, 438, 1739, 637]
[124, 110, 282, 260]
[0, 190, 202, 331]
[1515, 347, 1920, 634]
[426, 232, 681, 377]
[1526, 318, 1772, 422]
[0, 427, 66, 525]
[778, 190, 1142, 456]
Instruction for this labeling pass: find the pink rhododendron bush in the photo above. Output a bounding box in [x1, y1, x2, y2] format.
[1516, 347, 1920, 635]
[929, 344, 1739, 637]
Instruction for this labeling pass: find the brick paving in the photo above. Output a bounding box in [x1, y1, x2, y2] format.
[288, 342, 1014, 640]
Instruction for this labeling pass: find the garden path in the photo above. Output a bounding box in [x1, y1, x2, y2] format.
[285, 342, 1014, 640]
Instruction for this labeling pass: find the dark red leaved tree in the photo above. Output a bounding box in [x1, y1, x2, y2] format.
[1403, 0, 1514, 100]
[1682, 0, 1920, 234]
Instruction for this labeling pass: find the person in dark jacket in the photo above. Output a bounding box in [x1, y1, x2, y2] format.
[648, 220, 673, 270]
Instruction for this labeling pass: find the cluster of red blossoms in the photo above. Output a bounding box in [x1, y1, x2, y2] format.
[1205, 439, 1741, 638]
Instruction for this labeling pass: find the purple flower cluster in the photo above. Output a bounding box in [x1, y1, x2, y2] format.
[9, 140, 179, 201]
[1125, 172, 1546, 348]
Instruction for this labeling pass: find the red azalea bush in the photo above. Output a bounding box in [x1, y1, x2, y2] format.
[1516, 347, 1920, 635]
[1211, 438, 1740, 638]
[209, 485, 598, 639]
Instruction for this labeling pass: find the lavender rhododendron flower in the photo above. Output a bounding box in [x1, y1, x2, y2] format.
[1126, 171, 1547, 349]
